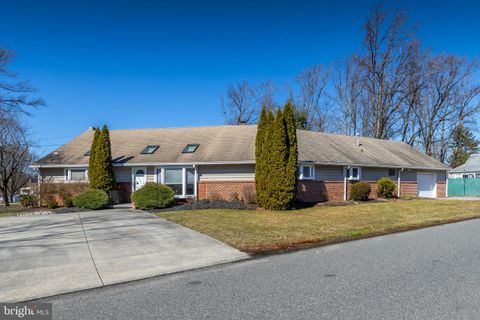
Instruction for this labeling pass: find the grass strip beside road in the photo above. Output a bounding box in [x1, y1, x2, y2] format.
[158, 200, 480, 254]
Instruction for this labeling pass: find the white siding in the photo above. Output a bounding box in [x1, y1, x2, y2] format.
[198, 164, 255, 182]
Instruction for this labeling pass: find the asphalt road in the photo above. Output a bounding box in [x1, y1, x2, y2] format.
[37, 218, 480, 320]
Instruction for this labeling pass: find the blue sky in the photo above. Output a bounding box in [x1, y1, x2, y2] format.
[1, 0, 479, 156]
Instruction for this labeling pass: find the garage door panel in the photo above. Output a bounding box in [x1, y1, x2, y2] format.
[418, 173, 437, 198]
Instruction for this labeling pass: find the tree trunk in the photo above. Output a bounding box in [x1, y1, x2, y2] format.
[2, 189, 9, 207]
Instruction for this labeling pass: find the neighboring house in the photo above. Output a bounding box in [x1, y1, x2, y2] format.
[449, 154, 480, 179]
[32, 125, 449, 203]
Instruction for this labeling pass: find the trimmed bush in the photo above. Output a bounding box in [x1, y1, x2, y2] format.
[350, 182, 371, 201]
[73, 189, 110, 210]
[64, 197, 74, 207]
[377, 177, 396, 198]
[131, 183, 175, 210]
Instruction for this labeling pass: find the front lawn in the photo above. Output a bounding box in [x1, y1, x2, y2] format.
[157, 199, 480, 254]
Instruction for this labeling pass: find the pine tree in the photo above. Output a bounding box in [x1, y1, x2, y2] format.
[93, 124, 116, 192]
[255, 107, 267, 205]
[88, 128, 101, 189]
[449, 125, 479, 168]
[283, 101, 298, 208]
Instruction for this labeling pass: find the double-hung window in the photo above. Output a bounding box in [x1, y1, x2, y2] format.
[298, 165, 314, 180]
[346, 167, 361, 180]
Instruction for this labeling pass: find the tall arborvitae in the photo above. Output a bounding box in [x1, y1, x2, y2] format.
[93, 124, 116, 192]
[265, 109, 289, 210]
[261, 111, 275, 208]
[255, 107, 267, 205]
[283, 101, 298, 208]
[88, 128, 101, 189]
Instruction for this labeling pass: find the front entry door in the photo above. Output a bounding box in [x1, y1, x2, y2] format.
[133, 168, 146, 191]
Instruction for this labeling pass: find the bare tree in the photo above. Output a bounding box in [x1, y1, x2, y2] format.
[0, 115, 32, 206]
[221, 81, 258, 124]
[0, 48, 44, 116]
[331, 57, 364, 135]
[358, 4, 418, 139]
[257, 81, 277, 112]
[293, 64, 330, 131]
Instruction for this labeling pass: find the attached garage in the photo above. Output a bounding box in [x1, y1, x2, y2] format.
[417, 172, 437, 198]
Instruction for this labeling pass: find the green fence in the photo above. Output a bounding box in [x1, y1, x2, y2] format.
[448, 178, 480, 197]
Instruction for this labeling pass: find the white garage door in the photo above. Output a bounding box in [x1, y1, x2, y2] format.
[417, 173, 437, 198]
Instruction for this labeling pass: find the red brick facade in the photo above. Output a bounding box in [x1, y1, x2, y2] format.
[297, 180, 344, 202]
[198, 181, 255, 202]
[437, 181, 446, 198]
[400, 181, 417, 197]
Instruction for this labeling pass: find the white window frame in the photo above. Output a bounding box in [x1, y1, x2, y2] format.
[154, 166, 197, 198]
[64, 168, 88, 182]
[345, 167, 361, 181]
[298, 165, 315, 180]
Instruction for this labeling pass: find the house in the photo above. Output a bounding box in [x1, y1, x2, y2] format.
[449, 154, 480, 179]
[32, 125, 449, 203]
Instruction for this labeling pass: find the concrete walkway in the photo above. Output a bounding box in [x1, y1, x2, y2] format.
[0, 209, 248, 302]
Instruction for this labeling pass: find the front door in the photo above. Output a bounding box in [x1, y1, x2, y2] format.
[133, 168, 146, 191]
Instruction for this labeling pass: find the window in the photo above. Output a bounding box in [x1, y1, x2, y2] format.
[186, 168, 195, 195]
[157, 167, 196, 197]
[141, 145, 159, 154]
[84, 150, 91, 156]
[164, 168, 183, 195]
[182, 144, 199, 153]
[346, 167, 361, 180]
[67, 169, 87, 182]
[388, 169, 396, 177]
[298, 165, 314, 180]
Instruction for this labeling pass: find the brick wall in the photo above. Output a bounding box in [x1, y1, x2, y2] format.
[400, 181, 417, 197]
[437, 181, 446, 198]
[198, 181, 255, 202]
[297, 180, 344, 202]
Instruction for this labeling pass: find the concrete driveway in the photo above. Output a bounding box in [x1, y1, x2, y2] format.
[0, 209, 248, 302]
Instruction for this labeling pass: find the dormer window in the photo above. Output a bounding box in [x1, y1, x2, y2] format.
[141, 145, 159, 154]
[182, 144, 199, 153]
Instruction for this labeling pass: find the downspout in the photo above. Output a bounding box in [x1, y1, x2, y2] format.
[397, 168, 404, 198]
[344, 166, 350, 201]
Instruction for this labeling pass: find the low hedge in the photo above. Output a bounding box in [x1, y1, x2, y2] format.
[73, 189, 110, 210]
[350, 181, 371, 201]
[131, 183, 175, 210]
[377, 177, 396, 198]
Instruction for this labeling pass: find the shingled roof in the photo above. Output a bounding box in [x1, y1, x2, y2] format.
[34, 125, 448, 170]
[450, 154, 480, 173]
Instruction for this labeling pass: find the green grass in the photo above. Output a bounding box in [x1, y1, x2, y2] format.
[158, 199, 480, 254]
